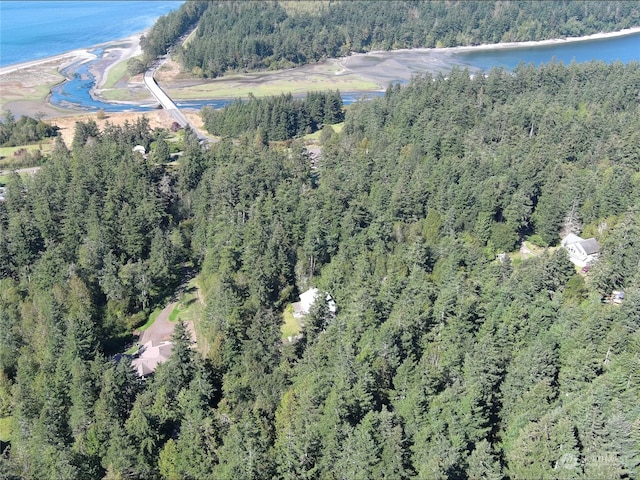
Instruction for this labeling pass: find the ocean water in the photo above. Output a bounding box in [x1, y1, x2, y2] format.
[47, 28, 640, 113]
[455, 32, 640, 71]
[1, 0, 638, 112]
[0, 0, 184, 67]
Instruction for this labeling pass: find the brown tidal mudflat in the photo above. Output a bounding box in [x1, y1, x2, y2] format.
[3, 26, 639, 130]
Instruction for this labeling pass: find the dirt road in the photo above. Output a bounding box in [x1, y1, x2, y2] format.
[139, 302, 178, 345]
[138, 289, 199, 347]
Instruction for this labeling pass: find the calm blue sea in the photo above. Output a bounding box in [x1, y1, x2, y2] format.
[455, 32, 640, 70]
[0, 0, 184, 67]
[1, 0, 638, 112]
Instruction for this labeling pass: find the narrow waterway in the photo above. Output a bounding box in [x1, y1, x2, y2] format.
[49, 31, 640, 113]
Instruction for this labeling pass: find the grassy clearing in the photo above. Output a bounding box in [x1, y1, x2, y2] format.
[303, 122, 344, 141]
[523, 240, 559, 256]
[281, 304, 302, 340]
[102, 59, 131, 89]
[169, 306, 180, 322]
[170, 278, 204, 324]
[280, 0, 331, 15]
[0, 142, 52, 159]
[507, 240, 561, 264]
[0, 416, 13, 442]
[138, 306, 162, 332]
[168, 75, 380, 100]
[303, 130, 323, 141]
[100, 88, 154, 102]
[0, 175, 8, 185]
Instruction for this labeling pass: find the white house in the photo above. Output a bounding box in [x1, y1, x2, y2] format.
[292, 288, 336, 318]
[561, 233, 601, 267]
[132, 145, 146, 155]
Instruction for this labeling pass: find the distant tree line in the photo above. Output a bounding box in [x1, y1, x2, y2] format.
[201, 90, 344, 141]
[157, 0, 640, 77]
[0, 111, 59, 147]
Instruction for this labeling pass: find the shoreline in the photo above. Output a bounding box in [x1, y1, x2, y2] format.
[0, 33, 147, 118]
[2, 25, 638, 75]
[93, 33, 144, 89]
[0, 33, 141, 76]
[358, 26, 640, 57]
[1, 26, 639, 119]
[0, 32, 145, 86]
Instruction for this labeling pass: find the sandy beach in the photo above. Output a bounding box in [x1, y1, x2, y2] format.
[0, 33, 147, 118]
[0, 32, 177, 147]
[359, 26, 640, 57]
[1, 26, 639, 122]
[332, 26, 640, 88]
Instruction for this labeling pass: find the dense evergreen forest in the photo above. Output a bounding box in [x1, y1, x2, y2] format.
[201, 90, 344, 141]
[140, 0, 640, 77]
[1, 58, 639, 478]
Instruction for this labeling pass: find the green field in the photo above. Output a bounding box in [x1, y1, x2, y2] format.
[170, 278, 204, 324]
[0, 143, 51, 159]
[304, 122, 344, 141]
[0, 416, 13, 442]
[281, 304, 302, 340]
[102, 59, 132, 89]
[0, 142, 50, 173]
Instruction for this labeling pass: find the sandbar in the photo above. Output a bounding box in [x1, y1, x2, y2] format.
[1, 26, 639, 120]
[0, 33, 146, 119]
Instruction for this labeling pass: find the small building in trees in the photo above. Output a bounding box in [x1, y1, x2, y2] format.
[132, 145, 146, 156]
[292, 288, 336, 318]
[612, 290, 625, 304]
[131, 340, 173, 377]
[561, 233, 601, 267]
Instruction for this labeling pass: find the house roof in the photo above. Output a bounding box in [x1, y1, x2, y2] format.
[561, 233, 583, 247]
[299, 288, 320, 313]
[292, 302, 305, 317]
[561, 234, 600, 255]
[131, 340, 173, 376]
[292, 288, 337, 318]
[579, 238, 600, 255]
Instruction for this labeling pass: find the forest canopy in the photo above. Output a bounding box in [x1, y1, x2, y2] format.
[1, 59, 639, 479]
[141, 0, 640, 77]
[201, 90, 344, 141]
[0, 111, 59, 147]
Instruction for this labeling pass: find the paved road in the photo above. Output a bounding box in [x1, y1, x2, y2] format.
[143, 58, 209, 142]
[144, 66, 189, 128]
